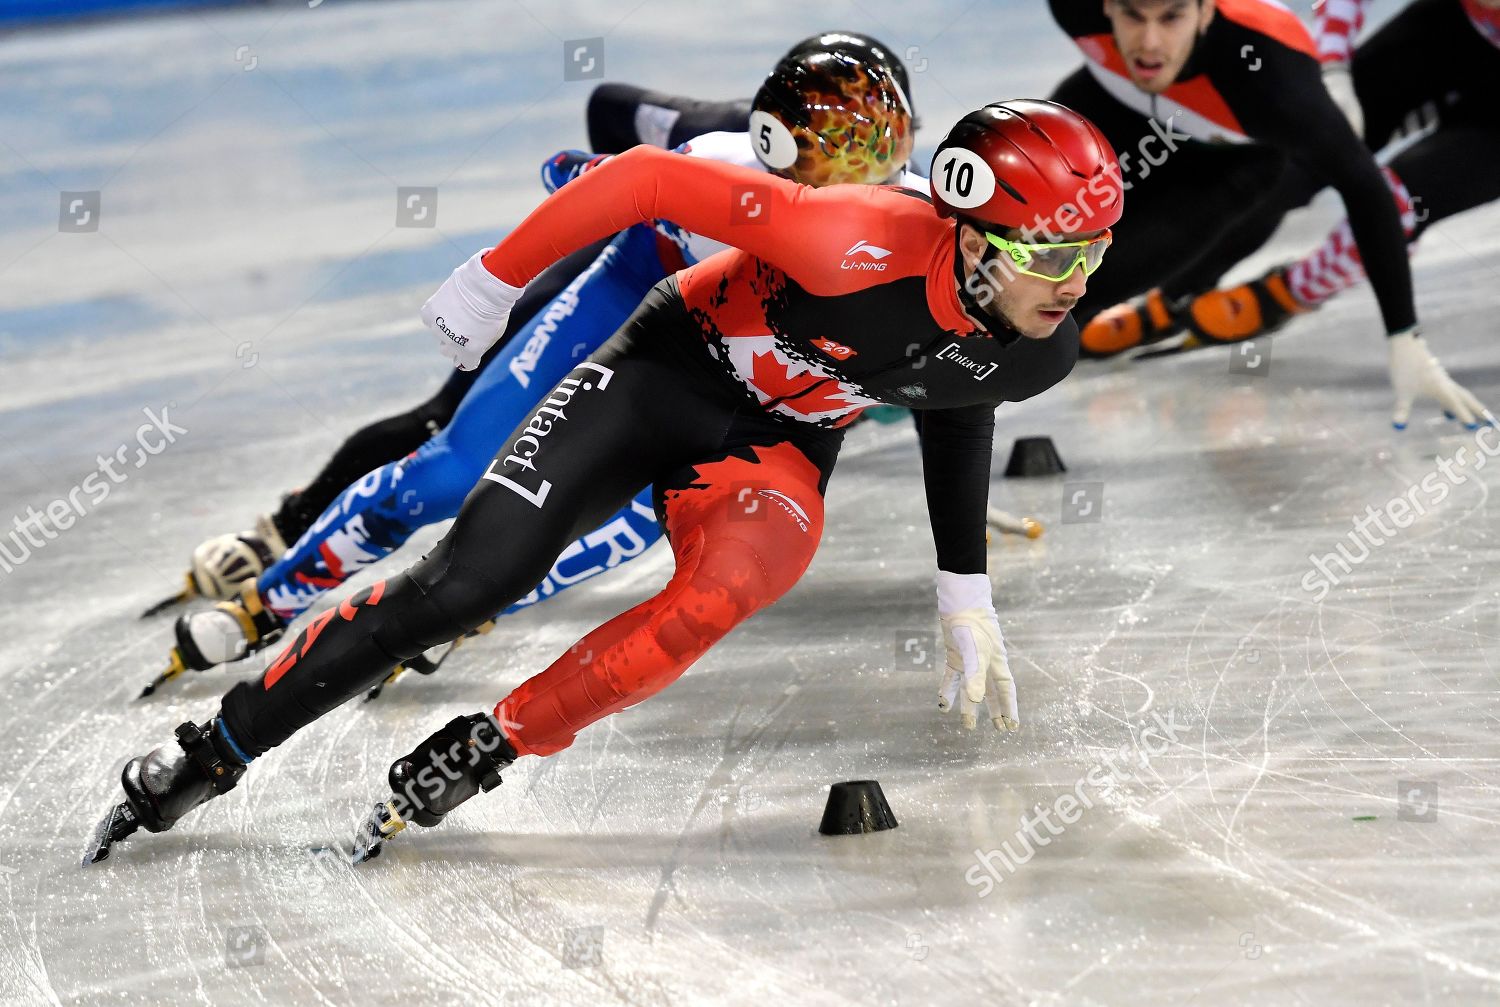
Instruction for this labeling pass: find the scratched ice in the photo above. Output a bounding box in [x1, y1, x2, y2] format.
[1, 2, 1498, 1005]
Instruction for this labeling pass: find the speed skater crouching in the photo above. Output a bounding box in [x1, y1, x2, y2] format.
[88, 96, 1118, 865]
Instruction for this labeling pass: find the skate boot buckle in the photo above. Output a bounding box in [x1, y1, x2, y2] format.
[176, 722, 244, 795]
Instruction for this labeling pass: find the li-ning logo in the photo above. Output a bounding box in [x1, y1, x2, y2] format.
[435, 316, 469, 347]
[937, 342, 998, 381]
[482, 362, 614, 507]
[841, 239, 892, 271]
[755, 489, 810, 532]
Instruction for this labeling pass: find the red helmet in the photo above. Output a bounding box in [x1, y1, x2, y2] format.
[929, 99, 1122, 236]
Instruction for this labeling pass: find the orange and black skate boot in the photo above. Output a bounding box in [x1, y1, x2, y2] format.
[1184, 266, 1312, 347]
[1080, 288, 1186, 358]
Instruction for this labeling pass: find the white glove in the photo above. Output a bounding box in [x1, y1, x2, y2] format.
[1388, 328, 1493, 430]
[1321, 62, 1364, 138]
[420, 250, 525, 371]
[935, 570, 1018, 732]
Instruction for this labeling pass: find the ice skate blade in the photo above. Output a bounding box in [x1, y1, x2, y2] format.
[349, 799, 406, 864]
[985, 507, 1044, 541]
[138, 591, 188, 619]
[364, 630, 480, 702]
[139, 575, 196, 619]
[363, 666, 406, 703]
[81, 801, 140, 867]
[1129, 331, 1194, 361]
[138, 648, 189, 699]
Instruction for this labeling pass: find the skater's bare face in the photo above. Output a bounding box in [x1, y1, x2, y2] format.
[957, 224, 1090, 341]
[1104, 0, 1215, 94]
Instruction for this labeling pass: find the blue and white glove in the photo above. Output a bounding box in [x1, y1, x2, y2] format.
[935, 571, 1018, 732]
[420, 250, 525, 371]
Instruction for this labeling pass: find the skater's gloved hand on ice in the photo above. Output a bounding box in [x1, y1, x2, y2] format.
[935, 571, 1018, 732]
[421, 249, 525, 371]
[1388, 329, 1494, 431]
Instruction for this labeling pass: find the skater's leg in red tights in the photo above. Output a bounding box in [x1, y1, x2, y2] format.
[496, 442, 825, 757]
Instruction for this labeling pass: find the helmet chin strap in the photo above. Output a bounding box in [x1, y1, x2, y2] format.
[953, 229, 1021, 346]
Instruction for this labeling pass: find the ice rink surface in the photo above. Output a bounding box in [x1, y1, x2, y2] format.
[2, 1, 1499, 1004]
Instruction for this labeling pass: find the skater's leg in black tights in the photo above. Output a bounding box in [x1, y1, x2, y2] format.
[585, 83, 750, 153]
[220, 329, 735, 758]
[1390, 123, 1500, 243]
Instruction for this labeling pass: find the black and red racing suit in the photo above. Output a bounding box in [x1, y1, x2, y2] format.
[1048, 0, 1417, 333]
[219, 146, 1078, 762]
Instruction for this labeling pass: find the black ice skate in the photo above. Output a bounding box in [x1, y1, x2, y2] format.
[82, 720, 247, 866]
[349, 713, 516, 863]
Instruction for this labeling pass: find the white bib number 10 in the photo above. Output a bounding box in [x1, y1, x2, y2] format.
[930, 147, 997, 210]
